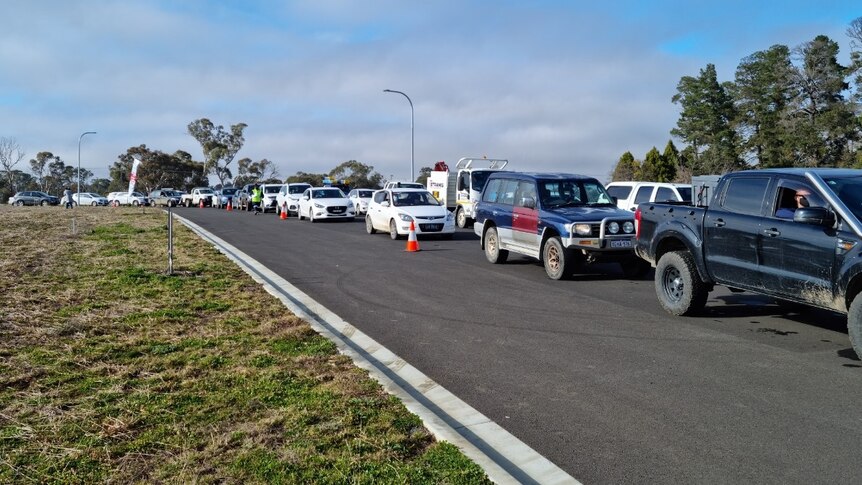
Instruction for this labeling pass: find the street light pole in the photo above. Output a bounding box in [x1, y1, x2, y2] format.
[383, 89, 414, 181]
[77, 131, 96, 206]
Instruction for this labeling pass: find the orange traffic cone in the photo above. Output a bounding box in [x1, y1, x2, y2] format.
[226, 200, 232, 211]
[199, 199, 204, 208]
[406, 221, 420, 252]
[280, 202, 287, 220]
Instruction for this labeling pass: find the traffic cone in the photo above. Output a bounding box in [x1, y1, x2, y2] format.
[280, 202, 287, 220]
[199, 199, 204, 208]
[227, 200, 232, 211]
[405, 221, 420, 252]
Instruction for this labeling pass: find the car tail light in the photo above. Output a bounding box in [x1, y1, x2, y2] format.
[634, 207, 641, 239]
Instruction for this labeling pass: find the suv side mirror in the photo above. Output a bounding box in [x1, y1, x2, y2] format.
[793, 206, 835, 227]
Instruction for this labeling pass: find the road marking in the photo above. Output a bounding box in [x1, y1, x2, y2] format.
[177, 215, 580, 485]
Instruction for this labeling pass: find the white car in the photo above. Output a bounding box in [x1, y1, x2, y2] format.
[276, 183, 311, 216]
[297, 187, 355, 222]
[107, 191, 149, 206]
[605, 181, 692, 212]
[260, 184, 283, 213]
[347, 188, 375, 215]
[365, 188, 455, 239]
[62, 192, 109, 206]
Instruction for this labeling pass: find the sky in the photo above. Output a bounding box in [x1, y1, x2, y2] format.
[0, 0, 859, 185]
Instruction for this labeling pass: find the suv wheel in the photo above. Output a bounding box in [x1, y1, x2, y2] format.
[543, 237, 576, 280]
[484, 227, 508, 264]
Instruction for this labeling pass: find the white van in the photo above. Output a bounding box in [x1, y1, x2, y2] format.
[605, 182, 692, 212]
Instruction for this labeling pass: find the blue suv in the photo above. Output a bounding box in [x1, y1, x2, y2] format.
[473, 172, 648, 279]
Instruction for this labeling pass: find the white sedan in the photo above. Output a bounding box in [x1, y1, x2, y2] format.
[62, 192, 109, 206]
[347, 188, 375, 215]
[365, 188, 455, 239]
[297, 187, 355, 222]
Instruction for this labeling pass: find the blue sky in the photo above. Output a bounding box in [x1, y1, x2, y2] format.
[0, 1, 859, 184]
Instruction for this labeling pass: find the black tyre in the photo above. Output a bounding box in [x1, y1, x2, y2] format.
[655, 250, 708, 316]
[483, 226, 508, 264]
[91, 201, 97, 206]
[542, 237, 577, 280]
[15, 200, 23, 206]
[847, 296, 862, 360]
[366, 216, 376, 234]
[40, 200, 47, 206]
[132, 200, 140, 206]
[456, 208, 468, 229]
[389, 220, 400, 240]
[308, 209, 316, 222]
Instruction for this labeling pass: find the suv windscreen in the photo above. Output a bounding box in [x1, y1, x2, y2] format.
[539, 180, 613, 208]
[289, 185, 310, 194]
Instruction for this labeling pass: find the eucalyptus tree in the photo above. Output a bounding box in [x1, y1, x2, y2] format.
[187, 118, 247, 187]
[329, 160, 384, 188]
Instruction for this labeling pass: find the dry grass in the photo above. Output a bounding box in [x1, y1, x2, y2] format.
[0, 205, 490, 484]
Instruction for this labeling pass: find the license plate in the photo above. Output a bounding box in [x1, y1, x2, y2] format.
[610, 239, 632, 248]
[331, 208, 344, 213]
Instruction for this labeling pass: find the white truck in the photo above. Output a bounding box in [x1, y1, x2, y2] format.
[426, 157, 509, 228]
[180, 187, 215, 207]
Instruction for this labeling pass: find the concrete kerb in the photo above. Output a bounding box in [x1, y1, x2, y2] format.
[174, 214, 580, 485]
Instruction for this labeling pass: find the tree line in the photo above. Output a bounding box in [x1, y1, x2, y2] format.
[611, 16, 862, 183]
[0, 118, 387, 201]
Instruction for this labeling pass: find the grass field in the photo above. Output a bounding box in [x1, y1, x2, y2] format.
[0, 206, 490, 484]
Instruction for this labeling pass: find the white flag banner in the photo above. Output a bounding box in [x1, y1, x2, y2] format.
[128, 158, 142, 194]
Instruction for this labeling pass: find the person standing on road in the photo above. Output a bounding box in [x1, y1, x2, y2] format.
[251, 186, 262, 215]
[64, 187, 73, 209]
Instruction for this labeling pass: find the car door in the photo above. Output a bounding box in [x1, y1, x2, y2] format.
[512, 180, 540, 250]
[703, 175, 770, 288]
[369, 190, 390, 230]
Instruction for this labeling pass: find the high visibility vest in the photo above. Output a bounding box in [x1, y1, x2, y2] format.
[251, 189, 262, 203]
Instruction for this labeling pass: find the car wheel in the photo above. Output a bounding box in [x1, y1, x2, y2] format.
[366, 215, 376, 234]
[91, 201, 97, 206]
[655, 250, 708, 316]
[389, 219, 400, 240]
[41, 200, 47, 206]
[484, 226, 508, 264]
[185, 200, 191, 207]
[132, 200, 139, 206]
[308, 209, 315, 222]
[542, 236, 576, 280]
[848, 296, 862, 360]
[456, 207, 468, 229]
[14, 200, 23, 206]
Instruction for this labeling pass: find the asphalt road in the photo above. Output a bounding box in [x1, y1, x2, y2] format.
[176, 206, 862, 484]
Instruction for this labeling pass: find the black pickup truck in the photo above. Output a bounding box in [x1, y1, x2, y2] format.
[634, 168, 862, 358]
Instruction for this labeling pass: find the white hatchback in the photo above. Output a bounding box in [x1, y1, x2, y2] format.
[347, 188, 375, 215]
[365, 188, 455, 239]
[297, 187, 355, 222]
[276, 183, 312, 216]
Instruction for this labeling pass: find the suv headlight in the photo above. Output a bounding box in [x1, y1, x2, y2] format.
[398, 213, 414, 222]
[573, 223, 591, 236]
[607, 222, 620, 234]
[623, 221, 634, 234]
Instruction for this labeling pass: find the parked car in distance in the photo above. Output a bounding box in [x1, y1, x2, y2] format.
[9, 191, 60, 206]
[366, 188, 455, 239]
[180, 187, 215, 207]
[214, 187, 239, 208]
[297, 187, 355, 222]
[474, 172, 646, 280]
[276, 183, 312, 216]
[260, 184, 283, 213]
[108, 191, 150, 206]
[347, 188, 375, 215]
[149, 188, 182, 207]
[605, 181, 692, 212]
[62, 192, 109, 206]
[236, 184, 258, 211]
[383, 181, 425, 190]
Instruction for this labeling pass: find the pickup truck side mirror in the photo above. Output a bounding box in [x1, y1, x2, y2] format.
[793, 207, 835, 227]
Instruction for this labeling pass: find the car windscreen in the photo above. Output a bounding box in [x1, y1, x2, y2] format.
[823, 174, 862, 221]
[313, 189, 344, 198]
[539, 180, 614, 208]
[471, 171, 494, 192]
[676, 187, 692, 202]
[289, 185, 310, 194]
[358, 190, 374, 198]
[392, 191, 440, 207]
[221, 188, 238, 195]
[263, 186, 281, 194]
[606, 186, 632, 200]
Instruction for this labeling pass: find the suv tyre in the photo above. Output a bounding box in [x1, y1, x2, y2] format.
[483, 227, 508, 264]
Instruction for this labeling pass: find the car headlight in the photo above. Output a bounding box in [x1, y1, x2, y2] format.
[314, 203, 324, 209]
[623, 221, 634, 234]
[573, 223, 591, 236]
[608, 222, 620, 234]
[398, 213, 413, 222]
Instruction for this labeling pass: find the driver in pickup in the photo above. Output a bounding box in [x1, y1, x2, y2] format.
[775, 187, 822, 219]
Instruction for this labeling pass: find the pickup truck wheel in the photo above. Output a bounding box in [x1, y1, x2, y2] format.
[655, 250, 707, 315]
[484, 227, 508, 264]
[456, 208, 468, 229]
[365, 216, 376, 234]
[543, 237, 576, 280]
[847, 297, 862, 360]
[185, 200, 191, 208]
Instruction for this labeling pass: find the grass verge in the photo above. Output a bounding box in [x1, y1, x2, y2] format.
[0, 206, 491, 484]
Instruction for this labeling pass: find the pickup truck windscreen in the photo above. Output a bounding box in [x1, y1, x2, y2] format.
[539, 180, 614, 208]
[824, 174, 862, 221]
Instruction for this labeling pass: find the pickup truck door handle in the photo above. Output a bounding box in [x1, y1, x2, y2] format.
[713, 219, 726, 227]
[762, 228, 781, 237]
